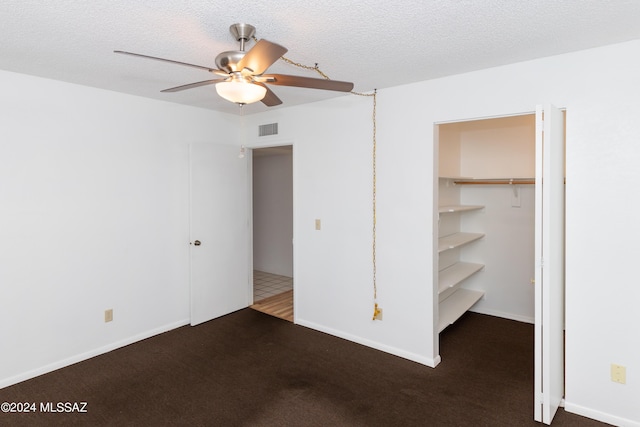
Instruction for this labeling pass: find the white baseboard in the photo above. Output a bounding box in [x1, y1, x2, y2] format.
[469, 307, 534, 324]
[295, 318, 441, 368]
[565, 401, 640, 427]
[0, 319, 190, 390]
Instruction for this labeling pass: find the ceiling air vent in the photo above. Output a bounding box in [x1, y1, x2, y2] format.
[259, 123, 278, 137]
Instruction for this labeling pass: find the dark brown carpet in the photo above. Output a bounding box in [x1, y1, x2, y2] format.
[0, 310, 609, 426]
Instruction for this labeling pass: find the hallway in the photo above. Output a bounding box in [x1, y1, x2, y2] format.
[251, 270, 293, 322]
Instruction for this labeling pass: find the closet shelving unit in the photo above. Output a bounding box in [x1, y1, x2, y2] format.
[436, 113, 539, 334]
[437, 197, 485, 332]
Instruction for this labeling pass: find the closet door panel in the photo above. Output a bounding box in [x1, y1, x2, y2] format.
[534, 105, 565, 424]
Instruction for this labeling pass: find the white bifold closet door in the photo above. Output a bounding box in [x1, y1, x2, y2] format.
[534, 105, 565, 424]
[189, 143, 250, 326]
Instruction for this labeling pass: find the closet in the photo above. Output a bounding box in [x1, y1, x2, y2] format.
[436, 114, 538, 332]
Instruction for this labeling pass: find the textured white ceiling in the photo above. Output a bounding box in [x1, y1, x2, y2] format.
[1, 1, 640, 115]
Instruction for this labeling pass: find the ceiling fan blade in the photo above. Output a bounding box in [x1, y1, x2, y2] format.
[114, 50, 228, 76]
[237, 40, 287, 75]
[261, 74, 354, 92]
[161, 79, 226, 93]
[255, 83, 282, 106]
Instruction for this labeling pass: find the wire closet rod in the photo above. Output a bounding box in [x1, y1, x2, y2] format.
[453, 178, 535, 185]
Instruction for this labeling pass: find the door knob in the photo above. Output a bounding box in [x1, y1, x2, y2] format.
[193, 240, 201, 246]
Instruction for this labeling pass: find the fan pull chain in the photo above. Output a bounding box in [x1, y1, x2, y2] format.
[281, 58, 331, 80]
[253, 35, 379, 319]
[370, 90, 378, 319]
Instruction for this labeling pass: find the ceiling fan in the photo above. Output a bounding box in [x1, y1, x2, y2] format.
[115, 23, 354, 106]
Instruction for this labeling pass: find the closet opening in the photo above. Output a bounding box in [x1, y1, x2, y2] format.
[249, 145, 294, 322]
[436, 113, 540, 334]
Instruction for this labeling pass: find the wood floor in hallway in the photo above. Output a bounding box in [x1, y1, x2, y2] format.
[250, 290, 293, 322]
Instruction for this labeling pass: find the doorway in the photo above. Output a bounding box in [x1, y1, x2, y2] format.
[435, 107, 566, 424]
[249, 145, 294, 322]
[436, 113, 538, 331]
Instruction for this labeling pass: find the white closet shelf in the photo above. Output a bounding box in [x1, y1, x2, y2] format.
[438, 262, 484, 295]
[439, 205, 484, 214]
[438, 176, 474, 180]
[438, 232, 484, 253]
[438, 288, 485, 333]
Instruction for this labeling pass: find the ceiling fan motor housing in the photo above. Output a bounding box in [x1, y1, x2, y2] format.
[215, 50, 245, 73]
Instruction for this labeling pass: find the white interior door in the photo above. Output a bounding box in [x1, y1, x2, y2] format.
[534, 105, 565, 424]
[190, 143, 249, 326]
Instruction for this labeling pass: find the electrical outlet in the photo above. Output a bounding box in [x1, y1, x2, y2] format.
[374, 307, 383, 321]
[104, 309, 113, 323]
[315, 219, 321, 230]
[611, 364, 626, 384]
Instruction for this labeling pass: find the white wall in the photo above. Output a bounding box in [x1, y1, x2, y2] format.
[252, 151, 294, 276]
[243, 40, 640, 426]
[243, 100, 434, 364]
[460, 185, 536, 322]
[0, 69, 240, 388]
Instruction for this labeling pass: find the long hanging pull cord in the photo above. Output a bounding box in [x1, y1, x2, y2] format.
[253, 36, 379, 319]
[345, 89, 377, 319]
[369, 90, 379, 319]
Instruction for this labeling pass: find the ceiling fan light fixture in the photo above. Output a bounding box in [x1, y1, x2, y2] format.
[216, 79, 266, 105]
[116, 23, 353, 109]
